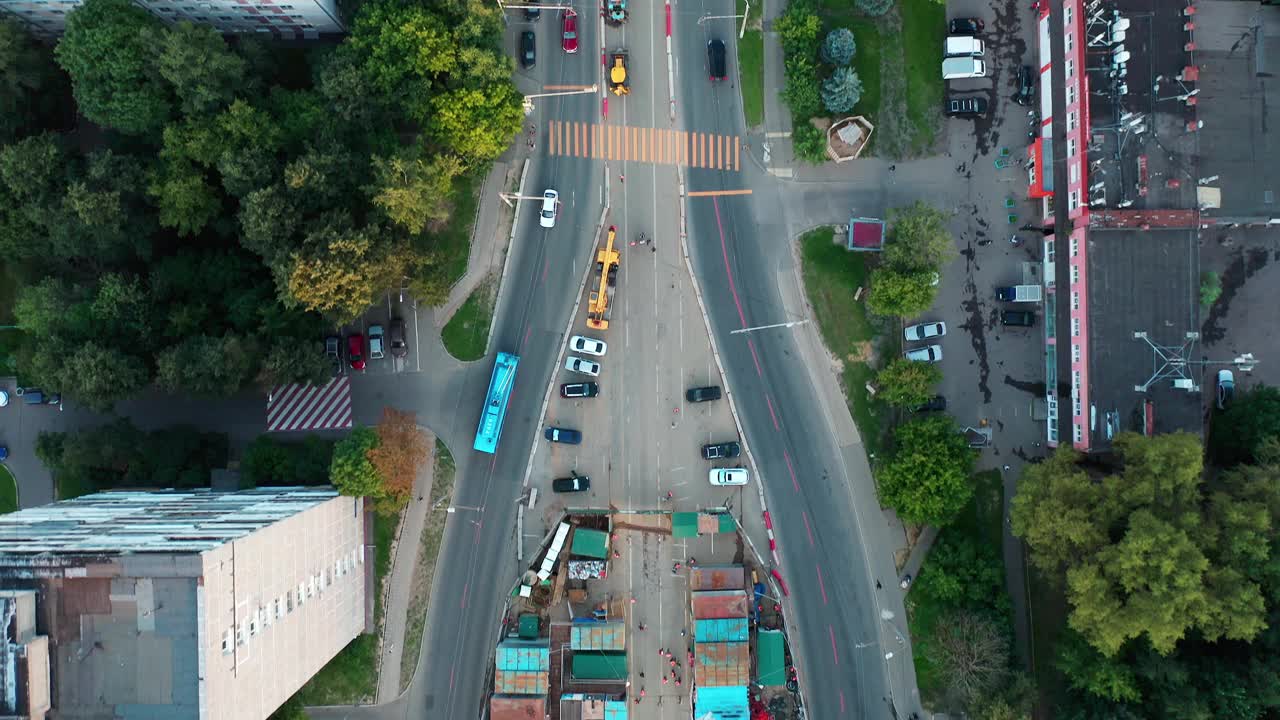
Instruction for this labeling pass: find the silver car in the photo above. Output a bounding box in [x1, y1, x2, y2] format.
[565, 356, 601, 377]
[903, 345, 943, 363]
[368, 325, 385, 360]
[904, 322, 946, 341]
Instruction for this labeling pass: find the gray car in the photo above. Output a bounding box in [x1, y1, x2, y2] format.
[368, 324, 385, 360]
[389, 318, 407, 358]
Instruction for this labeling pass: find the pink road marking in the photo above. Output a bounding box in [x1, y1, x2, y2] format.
[460, 582, 469, 609]
[816, 564, 828, 605]
[541, 256, 550, 284]
[602, 97, 608, 119]
[665, 2, 671, 36]
[521, 325, 532, 352]
[449, 666, 456, 690]
[711, 199, 748, 326]
[801, 511, 815, 546]
[784, 449, 799, 492]
[828, 625, 839, 665]
[746, 336, 763, 377]
[765, 393, 780, 430]
[840, 690, 846, 713]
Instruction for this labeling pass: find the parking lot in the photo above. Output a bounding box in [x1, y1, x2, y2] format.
[336, 291, 425, 376]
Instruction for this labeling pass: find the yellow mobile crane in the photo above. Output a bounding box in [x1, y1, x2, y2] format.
[586, 226, 620, 330]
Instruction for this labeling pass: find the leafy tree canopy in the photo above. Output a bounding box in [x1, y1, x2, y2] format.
[1210, 384, 1280, 466]
[330, 426, 382, 497]
[867, 268, 938, 317]
[876, 357, 941, 407]
[885, 201, 955, 272]
[877, 414, 975, 526]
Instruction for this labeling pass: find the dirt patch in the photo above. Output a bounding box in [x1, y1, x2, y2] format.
[846, 341, 874, 364]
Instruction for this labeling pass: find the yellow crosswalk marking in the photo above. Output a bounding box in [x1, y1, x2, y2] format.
[543, 122, 742, 171]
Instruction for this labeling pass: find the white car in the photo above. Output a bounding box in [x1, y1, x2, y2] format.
[570, 335, 607, 356]
[904, 345, 943, 363]
[368, 324, 386, 360]
[539, 189, 559, 228]
[709, 468, 749, 486]
[904, 322, 946, 341]
[565, 356, 601, 377]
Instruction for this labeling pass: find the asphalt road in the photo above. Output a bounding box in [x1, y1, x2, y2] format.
[673, 1, 920, 717]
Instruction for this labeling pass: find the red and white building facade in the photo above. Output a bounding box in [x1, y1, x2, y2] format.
[0, 0, 344, 39]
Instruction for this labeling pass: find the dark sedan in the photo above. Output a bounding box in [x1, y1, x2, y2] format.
[702, 441, 742, 460]
[545, 427, 582, 444]
[945, 96, 989, 116]
[948, 17, 984, 34]
[520, 30, 536, 69]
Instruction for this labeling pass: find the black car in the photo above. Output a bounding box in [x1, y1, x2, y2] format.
[552, 474, 590, 493]
[388, 319, 408, 358]
[520, 31, 536, 69]
[686, 385, 722, 403]
[524, 2, 540, 20]
[1014, 65, 1035, 105]
[702, 441, 742, 460]
[945, 96, 988, 116]
[911, 395, 947, 413]
[544, 427, 582, 444]
[1001, 310, 1036, 327]
[948, 17, 984, 35]
[560, 382, 600, 398]
[707, 39, 727, 81]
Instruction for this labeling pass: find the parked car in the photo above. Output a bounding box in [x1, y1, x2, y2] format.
[911, 395, 947, 412]
[903, 345, 943, 363]
[1001, 310, 1036, 327]
[709, 467, 749, 486]
[561, 9, 578, 53]
[552, 474, 590, 493]
[368, 324, 386, 360]
[942, 57, 987, 80]
[520, 30, 536, 69]
[900, 574, 913, 589]
[944, 35, 985, 57]
[524, 2, 540, 21]
[948, 17, 985, 34]
[565, 356, 601, 377]
[570, 335, 607, 356]
[707, 39, 727, 81]
[1217, 369, 1235, 410]
[20, 389, 60, 406]
[904, 322, 946, 341]
[545, 427, 583, 444]
[389, 318, 408, 358]
[561, 382, 600, 398]
[347, 334, 366, 370]
[702, 441, 742, 460]
[325, 336, 342, 374]
[686, 385, 722, 403]
[1014, 65, 1035, 105]
[539, 189, 559, 228]
[945, 96, 989, 116]
[0, 446, 7, 461]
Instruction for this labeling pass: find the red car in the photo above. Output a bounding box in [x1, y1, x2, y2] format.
[347, 334, 366, 370]
[562, 10, 578, 54]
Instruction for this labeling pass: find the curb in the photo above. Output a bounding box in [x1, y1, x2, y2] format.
[485, 158, 532, 357]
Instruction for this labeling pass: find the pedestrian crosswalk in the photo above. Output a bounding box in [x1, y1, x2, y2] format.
[547, 121, 741, 172]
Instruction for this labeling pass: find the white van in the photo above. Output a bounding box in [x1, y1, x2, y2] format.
[942, 57, 987, 79]
[944, 35, 985, 57]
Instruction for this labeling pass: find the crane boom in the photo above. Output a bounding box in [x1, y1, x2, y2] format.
[586, 226, 620, 330]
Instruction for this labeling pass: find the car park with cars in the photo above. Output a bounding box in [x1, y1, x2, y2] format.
[570, 335, 607, 356]
[545, 427, 583, 444]
[565, 356, 601, 377]
[709, 468, 749, 486]
[686, 385, 722, 403]
[552, 474, 590, 493]
[904, 345, 943, 363]
[702, 441, 742, 460]
[561, 382, 599, 398]
[347, 334, 366, 370]
[904, 322, 946, 341]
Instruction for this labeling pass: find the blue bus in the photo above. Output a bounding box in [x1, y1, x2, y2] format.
[474, 352, 520, 454]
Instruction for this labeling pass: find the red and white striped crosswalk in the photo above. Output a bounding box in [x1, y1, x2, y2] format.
[267, 377, 353, 433]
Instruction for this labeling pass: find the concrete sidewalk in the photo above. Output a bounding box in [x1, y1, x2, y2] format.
[374, 430, 438, 704]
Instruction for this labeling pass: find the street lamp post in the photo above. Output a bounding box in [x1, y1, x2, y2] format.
[523, 84, 598, 114]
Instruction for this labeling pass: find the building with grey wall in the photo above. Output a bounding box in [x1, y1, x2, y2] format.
[0, 487, 369, 720]
[0, 0, 344, 40]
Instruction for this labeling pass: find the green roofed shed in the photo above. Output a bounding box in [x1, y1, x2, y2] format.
[672, 511, 699, 538]
[571, 527, 610, 559]
[757, 629, 786, 686]
[518, 614, 539, 639]
[572, 651, 628, 680]
[717, 513, 737, 533]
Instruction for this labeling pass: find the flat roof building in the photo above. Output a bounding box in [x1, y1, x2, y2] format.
[0, 0, 344, 40]
[0, 487, 369, 720]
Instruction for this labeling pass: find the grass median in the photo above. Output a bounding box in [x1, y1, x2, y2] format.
[0, 464, 17, 514]
[900, 0, 944, 155]
[736, 0, 765, 127]
[442, 276, 496, 361]
[799, 227, 896, 455]
[398, 439, 456, 692]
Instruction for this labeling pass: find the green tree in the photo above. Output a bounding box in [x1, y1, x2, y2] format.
[821, 67, 863, 114]
[239, 184, 299, 264]
[155, 21, 247, 116]
[0, 18, 67, 142]
[53, 343, 150, 411]
[55, 0, 172, 134]
[791, 122, 827, 164]
[782, 55, 822, 120]
[149, 161, 222, 237]
[821, 28, 856, 66]
[877, 415, 975, 526]
[347, 2, 457, 96]
[285, 215, 402, 322]
[885, 201, 955, 272]
[156, 334, 257, 396]
[867, 268, 937, 316]
[330, 426, 382, 497]
[915, 533, 1007, 613]
[1200, 271, 1222, 307]
[369, 151, 464, 234]
[928, 610, 1010, 708]
[855, 0, 894, 16]
[258, 338, 332, 388]
[875, 357, 940, 407]
[1210, 384, 1280, 466]
[1056, 629, 1142, 703]
[1009, 446, 1109, 576]
[425, 85, 523, 164]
